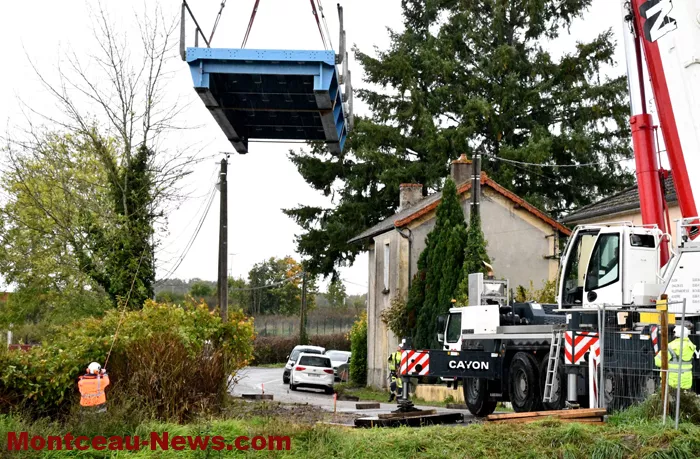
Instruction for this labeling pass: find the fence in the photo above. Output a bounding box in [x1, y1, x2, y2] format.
[253, 315, 356, 337]
[577, 299, 689, 428]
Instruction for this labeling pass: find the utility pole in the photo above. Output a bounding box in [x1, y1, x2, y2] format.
[471, 150, 482, 218]
[299, 271, 308, 345]
[217, 157, 229, 321]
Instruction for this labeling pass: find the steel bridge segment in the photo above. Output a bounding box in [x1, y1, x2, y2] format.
[187, 47, 348, 154]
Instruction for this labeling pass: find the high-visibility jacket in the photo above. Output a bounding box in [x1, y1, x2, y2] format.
[655, 337, 696, 390]
[388, 351, 403, 389]
[78, 373, 110, 407]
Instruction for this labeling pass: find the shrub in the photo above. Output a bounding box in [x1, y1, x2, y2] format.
[380, 295, 412, 341]
[514, 280, 557, 304]
[349, 312, 368, 386]
[252, 333, 350, 365]
[0, 299, 254, 420]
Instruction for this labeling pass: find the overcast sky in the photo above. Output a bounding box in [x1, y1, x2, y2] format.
[0, 0, 631, 295]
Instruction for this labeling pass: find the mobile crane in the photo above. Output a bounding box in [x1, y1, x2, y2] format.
[399, 0, 700, 416]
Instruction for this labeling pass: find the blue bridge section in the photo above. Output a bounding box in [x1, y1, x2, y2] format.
[187, 48, 349, 154]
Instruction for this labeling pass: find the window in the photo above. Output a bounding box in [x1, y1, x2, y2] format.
[446, 312, 462, 343]
[560, 230, 599, 305]
[585, 234, 620, 291]
[290, 347, 322, 361]
[383, 242, 390, 293]
[630, 234, 655, 248]
[326, 351, 350, 362]
[298, 355, 332, 368]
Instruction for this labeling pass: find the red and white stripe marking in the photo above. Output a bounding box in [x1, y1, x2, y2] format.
[400, 350, 430, 376]
[651, 325, 659, 355]
[564, 331, 600, 365]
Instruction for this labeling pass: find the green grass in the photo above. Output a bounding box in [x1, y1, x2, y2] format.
[257, 363, 286, 368]
[4, 413, 700, 458]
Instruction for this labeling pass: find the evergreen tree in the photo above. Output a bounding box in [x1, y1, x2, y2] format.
[457, 211, 492, 301]
[414, 179, 468, 348]
[286, 0, 633, 278]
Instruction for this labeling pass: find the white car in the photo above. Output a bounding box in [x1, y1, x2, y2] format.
[289, 353, 335, 394]
[283, 345, 325, 384]
[324, 350, 351, 381]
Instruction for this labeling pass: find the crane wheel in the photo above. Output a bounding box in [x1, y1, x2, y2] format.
[463, 377, 497, 417]
[509, 352, 543, 413]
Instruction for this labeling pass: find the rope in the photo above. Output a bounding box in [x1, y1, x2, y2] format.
[241, 0, 262, 48]
[104, 246, 149, 369]
[209, 0, 228, 45]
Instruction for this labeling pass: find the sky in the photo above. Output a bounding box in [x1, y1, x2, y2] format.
[0, 0, 634, 295]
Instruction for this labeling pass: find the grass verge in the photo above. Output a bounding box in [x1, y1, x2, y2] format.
[4, 411, 700, 458]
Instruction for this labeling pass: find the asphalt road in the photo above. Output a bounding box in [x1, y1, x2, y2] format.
[231, 367, 472, 418]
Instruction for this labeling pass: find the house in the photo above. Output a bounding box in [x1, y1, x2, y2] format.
[560, 175, 680, 243]
[348, 155, 572, 389]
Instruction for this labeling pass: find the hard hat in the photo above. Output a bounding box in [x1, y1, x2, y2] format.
[673, 325, 690, 338]
[87, 362, 102, 374]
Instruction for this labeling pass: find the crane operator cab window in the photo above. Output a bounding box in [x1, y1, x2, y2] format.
[585, 234, 620, 291]
[560, 229, 599, 305]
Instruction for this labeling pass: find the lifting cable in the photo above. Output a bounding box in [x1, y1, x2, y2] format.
[241, 0, 262, 48]
[241, 0, 330, 49]
[308, 0, 329, 49]
[209, 0, 228, 45]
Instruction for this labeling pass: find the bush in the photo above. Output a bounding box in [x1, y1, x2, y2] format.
[514, 280, 557, 304]
[349, 312, 368, 386]
[252, 333, 350, 365]
[0, 299, 254, 420]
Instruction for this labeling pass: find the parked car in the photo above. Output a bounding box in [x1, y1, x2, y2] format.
[282, 345, 325, 384]
[325, 350, 351, 381]
[289, 353, 335, 394]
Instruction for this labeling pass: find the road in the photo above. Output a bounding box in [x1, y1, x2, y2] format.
[231, 367, 473, 418]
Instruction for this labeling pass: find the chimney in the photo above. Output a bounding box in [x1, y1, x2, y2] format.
[399, 184, 423, 211]
[450, 154, 472, 185]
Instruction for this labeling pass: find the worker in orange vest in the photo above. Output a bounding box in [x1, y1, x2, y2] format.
[78, 362, 110, 412]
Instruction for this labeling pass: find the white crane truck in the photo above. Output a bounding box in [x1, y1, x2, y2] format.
[399, 0, 700, 416]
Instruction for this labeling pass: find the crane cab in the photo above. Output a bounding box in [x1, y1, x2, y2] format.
[557, 223, 662, 308]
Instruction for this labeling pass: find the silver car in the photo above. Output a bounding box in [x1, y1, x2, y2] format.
[325, 350, 351, 381]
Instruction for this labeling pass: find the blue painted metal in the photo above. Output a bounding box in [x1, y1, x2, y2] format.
[187, 47, 349, 154]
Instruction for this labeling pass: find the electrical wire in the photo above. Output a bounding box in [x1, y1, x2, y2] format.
[230, 271, 305, 291]
[484, 153, 630, 168]
[341, 278, 367, 288]
[155, 177, 218, 284]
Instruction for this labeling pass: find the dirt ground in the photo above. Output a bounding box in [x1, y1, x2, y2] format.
[224, 397, 362, 426]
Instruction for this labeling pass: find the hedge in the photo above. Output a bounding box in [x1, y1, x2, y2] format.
[252, 333, 350, 365]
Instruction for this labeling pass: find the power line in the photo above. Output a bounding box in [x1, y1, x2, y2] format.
[155, 173, 218, 284]
[484, 153, 630, 168]
[341, 278, 367, 288]
[230, 271, 305, 291]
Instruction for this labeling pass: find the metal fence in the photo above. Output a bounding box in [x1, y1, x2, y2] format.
[253, 316, 355, 337]
[589, 300, 689, 428]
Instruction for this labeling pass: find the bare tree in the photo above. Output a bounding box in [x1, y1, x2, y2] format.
[0, 1, 208, 310]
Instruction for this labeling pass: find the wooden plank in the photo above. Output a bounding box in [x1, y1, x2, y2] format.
[356, 403, 380, 410]
[486, 408, 606, 421]
[490, 417, 604, 425]
[377, 409, 437, 420]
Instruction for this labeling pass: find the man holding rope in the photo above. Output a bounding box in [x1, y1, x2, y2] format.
[77, 362, 110, 413]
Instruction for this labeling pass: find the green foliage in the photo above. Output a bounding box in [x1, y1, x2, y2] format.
[415, 179, 467, 348]
[285, 0, 633, 278]
[0, 300, 254, 418]
[380, 295, 412, 341]
[456, 210, 492, 299]
[190, 281, 215, 299]
[252, 333, 350, 365]
[514, 280, 557, 303]
[348, 312, 368, 386]
[326, 278, 348, 309]
[248, 257, 317, 315]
